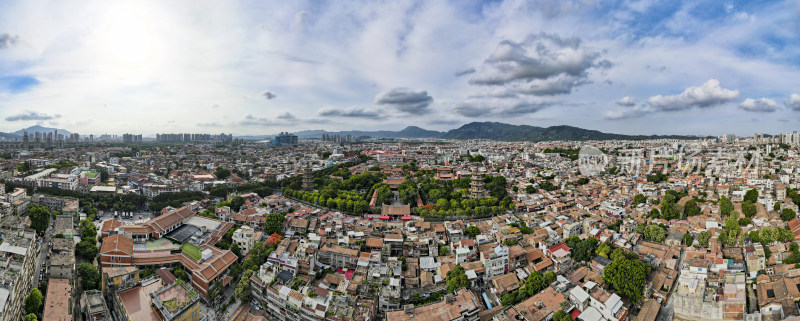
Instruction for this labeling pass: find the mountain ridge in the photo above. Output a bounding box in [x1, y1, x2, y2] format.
[284, 122, 708, 141]
[13, 125, 72, 136]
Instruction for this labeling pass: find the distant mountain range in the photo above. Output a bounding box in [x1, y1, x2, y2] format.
[439, 122, 707, 141]
[295, 126, 444, 139]
[281, 122, 707, 142]
[13, 125, 72, 137]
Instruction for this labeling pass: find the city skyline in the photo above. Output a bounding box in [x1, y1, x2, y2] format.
[2, 0, 800, 136]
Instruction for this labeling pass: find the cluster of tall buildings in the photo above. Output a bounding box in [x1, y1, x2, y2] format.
[321, 133, 353, 143]
[753, 131, 800, 145]
[122, 134, 143, 143]
[271, 132, 298, 146]
[720, 132, 800, 145]
[22, 130, 64, 149]
[155, 133, 233, 143]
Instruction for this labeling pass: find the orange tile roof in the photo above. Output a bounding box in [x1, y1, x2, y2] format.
[43, 279, 72, 321]
[100, 234, 134, 256]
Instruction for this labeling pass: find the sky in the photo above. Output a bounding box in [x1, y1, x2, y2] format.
[1, 0, 800, 136]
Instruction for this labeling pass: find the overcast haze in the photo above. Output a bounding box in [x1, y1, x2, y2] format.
[1, 0, 800, 136]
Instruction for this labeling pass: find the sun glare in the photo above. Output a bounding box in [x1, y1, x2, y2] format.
[100, 6, 158, 73]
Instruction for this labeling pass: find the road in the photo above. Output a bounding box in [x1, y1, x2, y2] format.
[32, 220, 53, 290]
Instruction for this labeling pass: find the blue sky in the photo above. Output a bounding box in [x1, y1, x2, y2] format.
[0, 0, 799, 136]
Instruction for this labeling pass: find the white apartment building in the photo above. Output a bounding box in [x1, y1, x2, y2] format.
[232, 226, 255, 254]
[480, 245, 508, 280]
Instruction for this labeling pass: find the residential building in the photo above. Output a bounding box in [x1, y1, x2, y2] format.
[82, 290, 112, 321]
[232, 225, 255, 254]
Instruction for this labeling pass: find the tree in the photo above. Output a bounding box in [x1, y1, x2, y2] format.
[28, 205, 50, 236]
[230, 196, 245, 211]
[215, 167, 231, 180]
[631, 194, 647, 208]
[684, 200, 701, 217]
[724, 217, 740, 240]
[503, 238, 518, 246]
[782, 208, 797, 222]
[77, 263, 100, 290]
[75, 239, 98, 261]
[230, 243, 242, 258]
[738, 217, 752, 226]
[741, 202, 757, 218]
[525, 185, 536, 194]
[572, 238, 599, 262]
[553, 310, 576, 321]
[446, 264, 469, 293]
[173, 266, 189, 282]
[596, 243, 612, 258]
[719, 196, 733, 216]
[698, 231, 710, 247]
[24, 289, 43, 315]
[79, 219, 97, 239]
[682, 233, 694, 246]
[603, 257, 651, 303]
[265, 212, 285, 234]
[744, 189, 759, 203]
[236, 270, 255, 301]
[24, 314, 37, 321]
[643, 224, 665, 242]
[208, 282, 224, 303]
[774, 203, 782, 211]
[466, 226, 480, 238]
[439, 246, 450, 256]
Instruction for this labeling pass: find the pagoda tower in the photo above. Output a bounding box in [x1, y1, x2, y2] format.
[302, 165, 314, 191]
[469, 171, 488, 199]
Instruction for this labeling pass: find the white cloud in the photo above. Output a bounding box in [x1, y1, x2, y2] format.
[647, 79, 740, 111]
[785, 94, 800, 111]
[615, 96, 636, 106]
[375, 88, 434, 115]
[5, 111, 62, 121]
[318, 107, 384, 119]
[470, 33, 604, 96]
[739, 98, 778, 112]
[604, 106, 653, 120]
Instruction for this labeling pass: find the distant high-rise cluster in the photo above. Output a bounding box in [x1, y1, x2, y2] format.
[156, 133, 233, 143]
[751, 132, 800, 145]
[272, 132, 298, 146]
[720, 134, 736, 144]
[21, 130, 64, 149]
[122, 134, 143, 143]
[321, 133, 352, 143]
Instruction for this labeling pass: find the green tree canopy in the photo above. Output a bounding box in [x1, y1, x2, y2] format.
[77, 263, 100, 290]
[265, 212, 285, 234]
[24, 289, 43, 315]
[719, 196, 733, 216]
[698, 231, 710, 247]
[744, 189, 759, 203]
[682, 233, 693, 246]
[28, 205, 50, 236]
[466, 226, 480, 238]
[643, 224, 665, 242]
[446, 264, 469, 293]
[236, 270, 255, 301]
[75, 239, 98, 261]
[215, 167, 231, 180]
[741, 201, 757, 218]
[684, 199, 701, 217]
[782, 208, 797, 222]
[603, 257, 651, 303]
